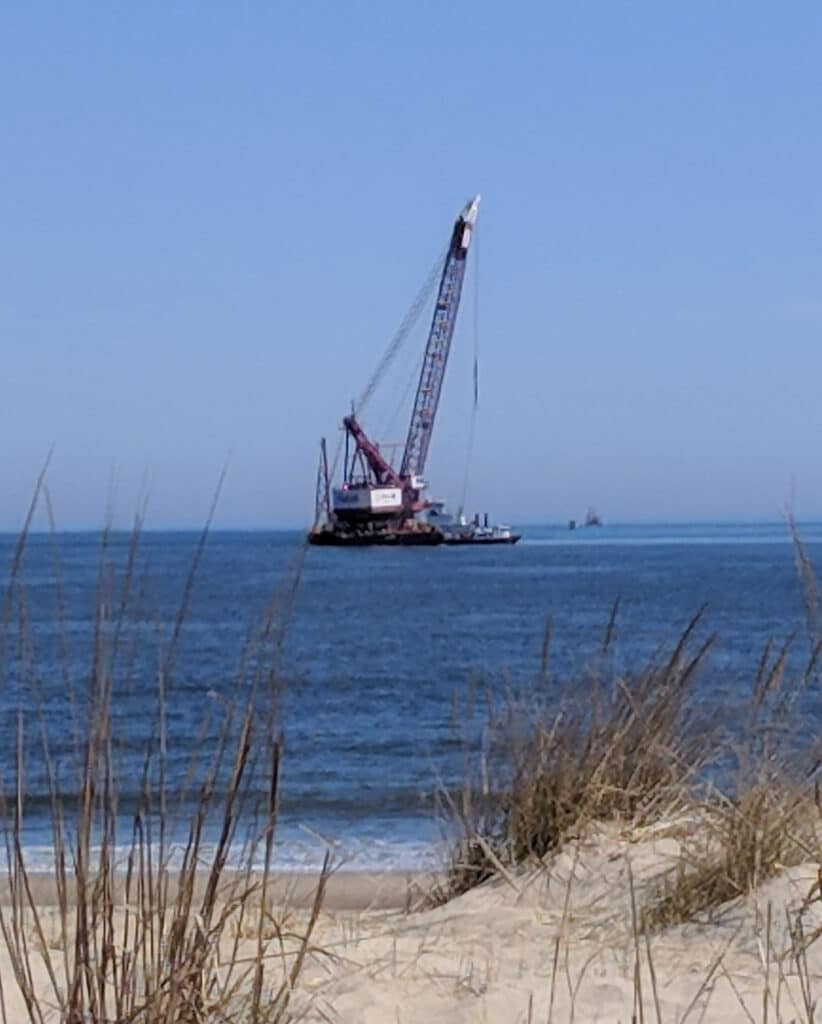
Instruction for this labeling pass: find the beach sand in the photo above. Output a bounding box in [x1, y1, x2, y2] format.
[290, 828, 821, 1022]
[2, 824, 820, 1022]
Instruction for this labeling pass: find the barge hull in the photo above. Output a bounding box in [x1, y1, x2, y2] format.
[308, 528, 443, 547]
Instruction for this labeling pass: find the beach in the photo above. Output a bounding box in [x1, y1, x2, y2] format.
[3, 824, 820, 1022]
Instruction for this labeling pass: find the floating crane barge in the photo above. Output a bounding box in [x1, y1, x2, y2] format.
[310, 197, 480, 547]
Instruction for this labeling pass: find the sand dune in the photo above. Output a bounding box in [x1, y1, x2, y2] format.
[290, 825, 822, 1022]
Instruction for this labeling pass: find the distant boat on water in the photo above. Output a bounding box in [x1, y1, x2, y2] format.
[568, 508, 603, 530]
[584, 507, 603, 528]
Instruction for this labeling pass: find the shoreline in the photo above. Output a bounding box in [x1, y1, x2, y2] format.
[0, 868, 434, 912]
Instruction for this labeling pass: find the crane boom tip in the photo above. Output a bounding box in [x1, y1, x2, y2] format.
[461, 195, 481, 225]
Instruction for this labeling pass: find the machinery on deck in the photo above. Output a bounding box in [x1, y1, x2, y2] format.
[310, 197, 480, 546]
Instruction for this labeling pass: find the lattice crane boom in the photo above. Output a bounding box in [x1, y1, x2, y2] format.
[400, 195, 480, 480]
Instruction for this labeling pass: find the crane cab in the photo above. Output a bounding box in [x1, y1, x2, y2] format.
[332, 483, 404, 521]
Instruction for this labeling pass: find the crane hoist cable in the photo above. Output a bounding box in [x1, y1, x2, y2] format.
[380, 351, 425, 449]
[457, 221, 480, 518]
[326, 245, 447, 487]
[355, 245, 447, 415]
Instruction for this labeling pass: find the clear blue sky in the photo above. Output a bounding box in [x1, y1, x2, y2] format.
[2, 3, 821, 529]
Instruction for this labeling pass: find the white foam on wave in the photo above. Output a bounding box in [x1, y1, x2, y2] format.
[3, 835, 446, 876]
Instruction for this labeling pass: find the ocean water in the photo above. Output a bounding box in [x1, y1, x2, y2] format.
[1, 522, 820, 871]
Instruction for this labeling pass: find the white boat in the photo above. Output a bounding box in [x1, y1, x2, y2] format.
[424, 503, 521, 545]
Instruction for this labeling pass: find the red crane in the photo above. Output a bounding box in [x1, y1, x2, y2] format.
[311, 196, 480, 546]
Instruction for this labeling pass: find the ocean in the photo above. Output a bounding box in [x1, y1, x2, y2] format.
[1, 522, 820, 871]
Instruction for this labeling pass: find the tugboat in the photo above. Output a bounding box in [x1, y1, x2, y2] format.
[443, 520, 521, 545]
[425, 505, 521, 546]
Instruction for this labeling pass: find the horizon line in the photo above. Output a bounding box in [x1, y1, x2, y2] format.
[0, 516, 809, 536]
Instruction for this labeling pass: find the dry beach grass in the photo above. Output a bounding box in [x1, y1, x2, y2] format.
[0, 473, 329, 1022]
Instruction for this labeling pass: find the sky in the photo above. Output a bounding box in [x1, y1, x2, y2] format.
[1, 2, 821, 529]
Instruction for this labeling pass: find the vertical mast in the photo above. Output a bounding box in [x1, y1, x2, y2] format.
[400, 196, 480, 481]
[320, 437, 331, 519]
[313, 437, 332, 526]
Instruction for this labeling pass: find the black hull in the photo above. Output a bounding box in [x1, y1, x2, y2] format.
[309, 528, 444, 547]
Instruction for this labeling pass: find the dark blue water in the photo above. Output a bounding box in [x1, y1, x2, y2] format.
[1, 523, 819, 869]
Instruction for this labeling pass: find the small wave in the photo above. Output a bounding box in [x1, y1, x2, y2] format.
[2, 834, 446, 876]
